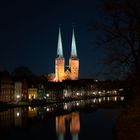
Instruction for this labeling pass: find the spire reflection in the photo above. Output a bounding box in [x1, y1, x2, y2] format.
[56, 112, 80, 140]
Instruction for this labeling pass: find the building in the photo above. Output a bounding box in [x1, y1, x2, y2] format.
[28, 85, 37, 100]
[14, 82, 22, 102]
[22, 79, 28, 101]
[68, 28, 79, 80]
[49, 26, 79, 82]
[0, 71, 14, 102]
[37, 84, 45, 100]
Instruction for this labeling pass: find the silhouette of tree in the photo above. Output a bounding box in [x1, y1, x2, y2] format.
[12, 66, 34, 80]
[91, 0, 140, 80]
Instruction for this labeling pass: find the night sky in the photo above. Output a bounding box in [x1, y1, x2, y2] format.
[0, 0, 105, 79]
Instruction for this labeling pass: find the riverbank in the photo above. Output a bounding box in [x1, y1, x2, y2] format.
[0, 94, 125, 110]
[115, 87, 140, 140]
[0, 97, 97, 109]
[0, 99, 73, 109]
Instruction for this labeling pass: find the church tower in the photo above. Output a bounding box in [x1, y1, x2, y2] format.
[69, 27, 79, 80]
[55, 26, 65, 82]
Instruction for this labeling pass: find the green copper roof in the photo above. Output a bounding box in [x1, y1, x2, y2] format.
[71, 27, 77, 57]
[57, 26, 63, 57]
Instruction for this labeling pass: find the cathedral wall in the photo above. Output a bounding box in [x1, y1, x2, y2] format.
[69, 58, 79, 80]
[55, 58, 65, 82]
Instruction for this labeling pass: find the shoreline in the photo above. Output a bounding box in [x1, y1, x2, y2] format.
[0, 94, 124, 110]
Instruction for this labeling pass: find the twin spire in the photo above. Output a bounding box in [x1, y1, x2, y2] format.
[71, 28, 77, 58]
[56, 26, 77, 58]
[57, 26, 63, 57]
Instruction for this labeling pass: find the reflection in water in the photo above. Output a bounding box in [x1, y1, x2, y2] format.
[56, 112, 80, 140]
[14, 108, 22, 127]
[0, 95, 125, 139]
[28, 106, 37, 118]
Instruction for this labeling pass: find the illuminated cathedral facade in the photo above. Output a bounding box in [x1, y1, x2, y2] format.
[51, 26, 79, 82]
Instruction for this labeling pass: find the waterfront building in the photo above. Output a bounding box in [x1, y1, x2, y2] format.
[14, 82, 22, 102]
[68, 28, 79, 80]
[37, 84, 45, 99]
[22, 79, 28, 100]
[28, 85, 37, 100]
[0, 71, 14, 102]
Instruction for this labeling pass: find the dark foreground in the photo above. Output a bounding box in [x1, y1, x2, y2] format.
[115, 87, 140, 140]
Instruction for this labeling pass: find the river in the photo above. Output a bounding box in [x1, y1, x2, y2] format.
[0, 96, 125, 140]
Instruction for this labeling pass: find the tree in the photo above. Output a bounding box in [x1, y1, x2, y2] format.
[91, 0, 140, 80]
[12, 66, 33, 80]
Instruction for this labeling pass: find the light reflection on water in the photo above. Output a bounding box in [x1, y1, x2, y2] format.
[0, 96, 125, 140]
[56, 112, 80, 140]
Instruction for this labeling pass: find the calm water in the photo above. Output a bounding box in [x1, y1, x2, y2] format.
[0, 96, 124, 140]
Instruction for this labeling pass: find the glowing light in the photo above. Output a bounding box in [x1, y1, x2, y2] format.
[47, 108, 50, 111]
[99, 98, 102, 103]
[93, 99, 96, 103]
[76, 102, 79, 106]
[113, 90, 117, 94]
[46, 94, 49, 97]
[114, 96, 117, 101]
[16, 112, 20, 117]
[76, 92, 80, 96]
[119, 88, 124, 91]
[92, 92, 96, 95]
[64, 103, 68, 110]
[16, 95, 20, 99]
[121, 96, 124, 101]
[107, 97, 110, 101]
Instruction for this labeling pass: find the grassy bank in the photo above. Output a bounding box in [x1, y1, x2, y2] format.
[115, 87, 140, 140]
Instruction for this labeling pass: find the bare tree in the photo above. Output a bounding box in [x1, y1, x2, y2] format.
[91, 0, 140, 80]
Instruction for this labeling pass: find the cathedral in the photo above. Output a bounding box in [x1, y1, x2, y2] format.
[50, 26, 79, 82]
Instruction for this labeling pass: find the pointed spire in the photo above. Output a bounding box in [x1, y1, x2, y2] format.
[57, 25, 63, 57]
[71, 26, 77, 58]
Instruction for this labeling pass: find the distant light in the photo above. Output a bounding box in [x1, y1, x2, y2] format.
[64, 92, 68, 97]
[113, 90, 117, 94]
[47, 108, 50, 111]
[16, 95, 20, 99]
[119, 88, 124, 91]
[114, 96, 117, 101]
[76, 102, 79, 106]
[107, 97, 110, 101]
[46, 94, 49, 97]
[121, 96, 124, 101]
[76, 92, 80, 96]
[16, 112, 20, 117]
[64, 103, 68, 110]
[95, 80, 98, 82]
[99, 98, 102, 103]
